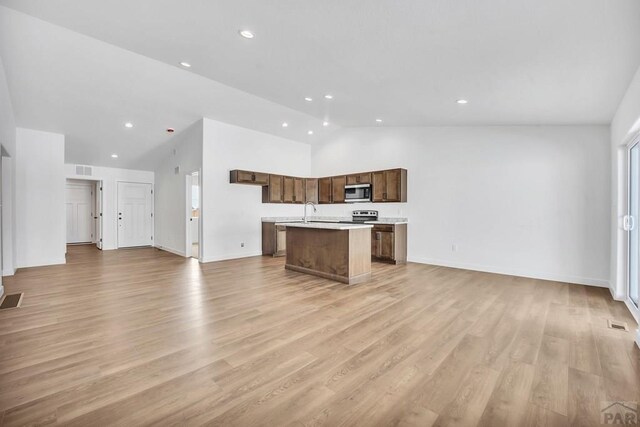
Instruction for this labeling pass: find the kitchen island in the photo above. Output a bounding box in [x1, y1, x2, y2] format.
[279, 222, 373, 284]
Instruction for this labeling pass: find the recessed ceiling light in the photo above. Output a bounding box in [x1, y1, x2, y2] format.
[456, 99, 468, 104]
[376, 119, 382, 123]
[304, 97, 313, 102]
[324, 94, 333, 99]
[282, 122, 288, 128]
[308, 130, 314, 135]
[111, 154, 118, 158]
[124, 122, 133, 128]
[239, 30, 254, 39]
[179, 62, 191, 68]
[323, 121, 329, 127]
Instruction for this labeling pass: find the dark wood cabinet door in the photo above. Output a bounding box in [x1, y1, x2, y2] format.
[371, 231, 380, 257]
[282, 176, 295, 203]
[331, 176, 346, 203]
[318, 177, 332, 204]
[230, 170, 270, 185]
[305, 179, 318, 204]
[293, 178, 305, 204]
[346, 173, 372, 185]
[379, 231, 395, 259]
[372, 171, 386, 202]
[385, 169, 401, 202]
[268, 175, 283, 203]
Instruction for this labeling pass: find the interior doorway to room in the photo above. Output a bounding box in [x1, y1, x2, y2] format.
[65, 179, 103, 248]
[117, 181, 153, 248]
[186, 171, 200, 259]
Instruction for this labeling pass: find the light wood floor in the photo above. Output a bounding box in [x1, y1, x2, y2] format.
[0, 245, 638, 426]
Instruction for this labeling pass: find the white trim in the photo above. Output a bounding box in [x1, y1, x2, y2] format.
[0, 284, 3, 298]
[635, 328, 640, 350]
[16, 257, 66, 269]
[624, 298, 640, 324]
[2, 267, 14, 276]
[201, 251, 262, 263]
[155, 245, 186, 257]
[408, 257, 609, 288]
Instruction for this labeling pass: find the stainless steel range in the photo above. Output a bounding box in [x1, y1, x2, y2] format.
[351, 210, 378, 223]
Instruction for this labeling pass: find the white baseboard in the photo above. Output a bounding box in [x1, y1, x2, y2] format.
[201, 251, 262, 263]
[2, 267, 15, 277]
[16, 257, 66, 269]
[408, 256, 609, 288]
[155, 245, 187, 257]
[635, 329, 640, 350]
[0, 284, 4, 298]
[609, 286, 625, 301]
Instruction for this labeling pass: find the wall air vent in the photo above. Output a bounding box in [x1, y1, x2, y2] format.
[75, 165, 93, 176]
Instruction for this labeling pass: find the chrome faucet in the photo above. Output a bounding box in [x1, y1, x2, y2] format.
[303, 201, 317, 223]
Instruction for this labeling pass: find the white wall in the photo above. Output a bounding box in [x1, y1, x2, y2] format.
[15, 128, 65, 268]
[154, 120, 203, 256]
[201, 118, 311, 262]
[65, 164, 154, 250]
[312, 126, 611, 287]
[610, 65, 640, 299]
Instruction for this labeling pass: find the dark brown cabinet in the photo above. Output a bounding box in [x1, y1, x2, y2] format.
[229, 170, 269, 186]
[371, 224, 407, 264]
[318, 177, 332, 204]
[262, 223, 286, 257]
[346, 172, 371, 185]
[282, 176, 295, 203]
[293, 178, 305, 203]
[305, 179, 318, 204]
[262, 174, 283, 203]
[372, 169, 407, 202]
[331, 176, 346, 203]
[234, 168, 407, 205]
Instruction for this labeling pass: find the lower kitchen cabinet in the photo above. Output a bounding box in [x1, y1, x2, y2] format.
[371, 224, 407, 264]
[262, 223, 287, 257]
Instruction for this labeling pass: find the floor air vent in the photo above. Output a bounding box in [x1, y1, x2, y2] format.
[607, 319, 629, 332]
[0, 293, 23, 310]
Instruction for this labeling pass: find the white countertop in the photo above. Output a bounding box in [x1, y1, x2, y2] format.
[262, 216, 408, 225]
[279, 222, 373, 230]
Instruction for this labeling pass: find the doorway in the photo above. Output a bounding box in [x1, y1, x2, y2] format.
[626, 135, 640, 320]
[186, 171, 201, 259]
[117, 182, 153, 248]
[66, 179, 100, 245]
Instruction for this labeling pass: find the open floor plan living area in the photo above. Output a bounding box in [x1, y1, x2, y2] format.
[0, 1, 639, 426]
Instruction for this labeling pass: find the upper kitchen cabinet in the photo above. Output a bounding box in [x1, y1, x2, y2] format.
[372, 169, 407, 202]
[229, 170, 270, 186]
[331, 176, 347, 203]
[305, 179, 318, 204]
[346, 172, 372, 185]
[318, 177, 333, 204]
[283, 177, 305, 204]
[262, 174, 284, 203]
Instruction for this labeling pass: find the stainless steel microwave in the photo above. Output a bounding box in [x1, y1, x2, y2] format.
[345, 183, 372, 203]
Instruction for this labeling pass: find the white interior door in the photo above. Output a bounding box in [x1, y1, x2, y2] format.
[628, 142, 640, 310]
[66, 182, 93, 243]
[118, 182, 153, 248]
[96, 181, 103, 249]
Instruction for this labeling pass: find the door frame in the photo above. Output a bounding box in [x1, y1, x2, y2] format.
[116, 181, 154, 249]
[625, 133, 640, 323]
[65, 178, 103, 247]
[185, 171, 202, 261]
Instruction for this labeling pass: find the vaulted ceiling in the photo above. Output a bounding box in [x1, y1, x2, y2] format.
[1, 0, 639, 168]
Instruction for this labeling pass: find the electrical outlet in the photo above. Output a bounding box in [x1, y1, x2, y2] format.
[240, 242, 245, 248]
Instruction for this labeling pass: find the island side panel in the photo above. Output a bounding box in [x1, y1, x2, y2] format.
[348, 228, 372, 284]
[285, 227, 350, 282]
